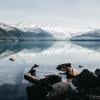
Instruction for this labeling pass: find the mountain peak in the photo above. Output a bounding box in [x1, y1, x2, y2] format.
[15, 22, 36, 28]
[0, 22, 15, 31]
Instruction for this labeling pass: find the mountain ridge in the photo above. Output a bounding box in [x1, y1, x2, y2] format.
[0, 22, 100, 41]
[71, 29, 100, 41]
[0, 22, 54, 41]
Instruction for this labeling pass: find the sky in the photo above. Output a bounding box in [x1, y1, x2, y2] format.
[0, 0, 100, 29]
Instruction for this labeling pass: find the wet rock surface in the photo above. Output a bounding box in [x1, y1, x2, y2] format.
[26, 84, 52, 100]
[57, 63, 80, 79]
[24, 63, 100, 100]
[72, 69, 100, 100]
[25, 74, 62, 100]
[56, 63, 72, 71]
[46, 82, 73, 100]
[39, 74, 62, 86]
[72, 69, 98, 89]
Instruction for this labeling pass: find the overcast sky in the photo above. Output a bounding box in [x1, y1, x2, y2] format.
[0, 0, 100, 29]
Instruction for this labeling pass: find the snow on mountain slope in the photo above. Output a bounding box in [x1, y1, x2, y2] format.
[15, 23, 76, 40]
[15, 22, 54, 40]
[15, 22, 96, 40]
[0, 22, 34, 40]
[0, 22, 98, 41]
[71, 29, 100, 40]
[0, 22, 16, 32]
[15, 22, 37, 32]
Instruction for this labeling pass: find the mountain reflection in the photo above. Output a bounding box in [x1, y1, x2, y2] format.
[1, 41, 100, 58]
[71, 41, 100, 52]
[0, 41, 54, 57]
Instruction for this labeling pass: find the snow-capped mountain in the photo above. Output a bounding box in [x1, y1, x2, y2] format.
[0, 22, 54, 41]
[0, 22, 27, 40]
[16, 22, 96, 40]
[0, 22, 16, 32]
[15, 23, 54, 40]
[15, 22, 74, 40]
[15, 22, 37, 32]
[0, 22, 100, 41]
[0, 22, 30, 40]
[71, 29, 100, 40]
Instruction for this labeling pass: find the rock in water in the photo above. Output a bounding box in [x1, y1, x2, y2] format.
[46, 82, 74, 100]
[9, 57, 16, 62]
[95, 69, 100, 85]
[26, 84, 52, 100]
[72, 69, 98, 89]
[39, 74, 62, 86]
[66, 67, 80, 79]
[24, 73, 39, 84]
[95, 69, 100, 76]
[28, 64, 39, 76]
[56, 63, 80, 79]
[56, 63, 72, 71]
[78, 65, 83, 68]
[26, 75, 62, 100]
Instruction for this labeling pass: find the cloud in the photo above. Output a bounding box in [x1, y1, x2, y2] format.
[0, 9, 31, 23]
[0, 0, 100, 28]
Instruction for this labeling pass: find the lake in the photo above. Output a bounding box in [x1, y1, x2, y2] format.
[0, 41, 100, 100]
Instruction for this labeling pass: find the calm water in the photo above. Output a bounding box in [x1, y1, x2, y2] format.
[0, 41, 100, 100]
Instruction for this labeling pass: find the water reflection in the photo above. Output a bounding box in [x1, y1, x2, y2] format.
[0, 83, 27, 100]
[1, 41, 100, 58]
[71, 41, 100, 52]
[0, 41, 100, 100]
[0, 41, 54, 58]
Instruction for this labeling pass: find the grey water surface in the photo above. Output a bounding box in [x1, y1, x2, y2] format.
[0, 41, 100, 100]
